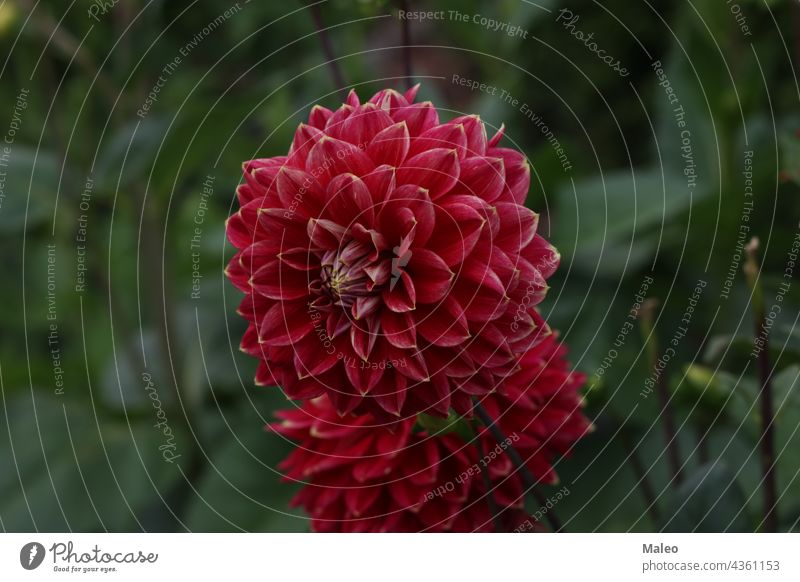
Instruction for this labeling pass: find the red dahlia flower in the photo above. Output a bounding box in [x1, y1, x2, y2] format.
[272, 334, 590, 532]
[227, 85, 560, 419]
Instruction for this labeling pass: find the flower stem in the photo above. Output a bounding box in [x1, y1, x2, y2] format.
[472, 399, 564, 532]
[620, 430, 661, 525]
[473, 431, 503, 532]
[744, 238, 778, 532]
[308, 3, 348, 101]
[395, 0, 414, 89]
[640, 298, 683, 485]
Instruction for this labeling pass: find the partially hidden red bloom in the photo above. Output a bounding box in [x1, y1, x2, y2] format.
[271, 334, 590, 532]
[226, 85, 560, 420]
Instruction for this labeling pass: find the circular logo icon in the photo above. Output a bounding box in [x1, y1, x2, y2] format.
[19, 542, 45, 570]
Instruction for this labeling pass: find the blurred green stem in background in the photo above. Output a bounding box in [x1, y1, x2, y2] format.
[473, 398, 564, 533]
[744, 237, 778, 533]
[640, 298, 683, 486]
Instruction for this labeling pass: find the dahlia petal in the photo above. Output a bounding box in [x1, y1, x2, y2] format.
[326, 309, 352, 339]
[417, 373, 453, 416]
[461, 247, 509, 297]
[368, 88, 409, 112]
[278, 247, 316, 271]
[251, 260, 310, 300]
[425, 202, 485, 266]
[364, 260, 391, 289]
[382, 270, 416, 312]
[361, 164, 396, 202]
[392, 101, 439, 136]
[243, 157, 286, 193]
[490, 147, 530, 204]
[239, 322, 262, 356]
[308, 104, 333, 129]
[236, 183, 257, 206]
[289, 123, 324, 166]
[276, 166, 325, 218]
[225, 252, 251, 292]
[345, 485, 381, 517]
[455, 156, 505, 202]
[346, 89, 360, 108]
[450, 390, 474, 416]
[353, 454, 395, 482]
[407, 248, 453, 304]
[256, 207, 310, 247]
[452, 276, 509, 323]
[409, 122, 468, 159]
[449, 114, 487, 157]
[407, 440, 440, 485]
[344, 356, 384, 395]
[372, 374, 407, 417]
[417, 295, 469, 347]
[239, 240, 283, 276]
[306, 136, 375, 184]
[341, 103, 394, 146]
[293, 334, 340, 377]
[487, 123, 505, 148]
[327, 382, 363, 416]
[237, 292, 273, 324]
[495, 202, 538, 251]
[307, 218, 347, 249]
[326, 173, 375, 225]
[397, 148, 460, 199]
[352, 295, 381, 320]
[367, 121, 410, 167]
[381, 310, 417, 349]
[487, 247, 519, 290]
[324, 104, 354, 137]
[226, 200, 261, 249]
[258, 301, 314, 346]
[454, 373, 494, 396]
[378, 184, 434, 245]
[351, 318, 379, 360]
[522, 234, 560, 279]
[426, 346, 476, 378]
[350, 224, 388, 255]
[394, 350, 429, 382]
[254, 360, 278, 386]
[404, 83, 420, 103]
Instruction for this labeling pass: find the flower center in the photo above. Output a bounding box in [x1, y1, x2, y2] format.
[313, 240, 380, 309]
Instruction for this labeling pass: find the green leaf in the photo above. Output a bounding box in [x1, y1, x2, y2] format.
[94, 117, 167, 192]
[662, 462, 751, 532]
[185, 395, 307, 532]
[0, 148, 61, 233]
[0, 393, 183, 531]
[553, 168, 696, 277]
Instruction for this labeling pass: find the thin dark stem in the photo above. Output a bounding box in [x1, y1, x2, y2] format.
[792, 1, 800, 75]
[757, 332, 778, 532]
[473, 399, 564, 532]
[620, 431, 661, 525]
[474, 432, 503, 532]
[696, 425, 710, 466]
[640, 299, 683, 485]
[744, 239, 778, 532]
[308, 3, 348, 101]
[396, 0, 414, 89]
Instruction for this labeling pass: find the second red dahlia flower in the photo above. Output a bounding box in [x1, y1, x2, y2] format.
[271, 333, 590, 532]
[227, 85, 559, 419]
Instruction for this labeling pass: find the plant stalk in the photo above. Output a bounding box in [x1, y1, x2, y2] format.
[744, 238, 778, 532]
[473, 399, 564, 532]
